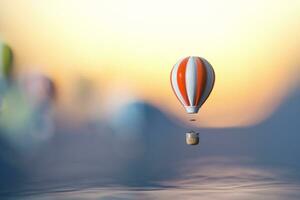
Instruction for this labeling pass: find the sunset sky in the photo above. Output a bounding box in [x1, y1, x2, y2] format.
[0, 0, 300, 127]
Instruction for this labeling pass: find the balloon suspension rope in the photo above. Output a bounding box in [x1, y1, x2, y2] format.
[188, 115, 197, 133]
[189, 116, 199, 135]
[189, 118, 196, 122]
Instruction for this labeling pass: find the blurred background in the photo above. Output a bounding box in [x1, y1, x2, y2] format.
[0, 0, 300, 199]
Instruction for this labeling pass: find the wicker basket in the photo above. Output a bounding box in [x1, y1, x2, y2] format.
[186, 131, 199, 145]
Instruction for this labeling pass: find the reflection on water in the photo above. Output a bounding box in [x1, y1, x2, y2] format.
[2, 158, 300, 200]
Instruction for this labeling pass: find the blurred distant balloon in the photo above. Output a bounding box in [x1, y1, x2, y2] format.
[75, 76, 94, 102]
[0, 42, 13, 79]
[0, 42, 13, 111]
[0, 72, 57, 151]
[104, 85, 143, 150]
[108, 102, 147, 159]
[20, 72, 55, 107]
[109, 102, 147, 137]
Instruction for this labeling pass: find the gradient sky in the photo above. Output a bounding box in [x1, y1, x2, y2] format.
[0, 0, 300, 127]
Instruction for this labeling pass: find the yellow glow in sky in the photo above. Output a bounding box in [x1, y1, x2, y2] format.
[0, 0, 300, 127]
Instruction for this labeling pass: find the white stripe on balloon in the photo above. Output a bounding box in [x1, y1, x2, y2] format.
[199, 57, 215, 106]
[185, 57, 198, 106]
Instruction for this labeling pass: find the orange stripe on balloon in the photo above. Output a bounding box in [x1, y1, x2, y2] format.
[195, 57, 207, 106]
[177, 57, 190, 106]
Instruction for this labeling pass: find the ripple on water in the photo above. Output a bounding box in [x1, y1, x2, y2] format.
[3, 158, 300, 200]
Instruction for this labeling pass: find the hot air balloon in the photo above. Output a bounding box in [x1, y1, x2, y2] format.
[170, 56, 215, 145]
[19, 72, 56, 144]
[0, 42, 13, 79]
[0, 42, 13, 110]
[20, 72, 56, 108]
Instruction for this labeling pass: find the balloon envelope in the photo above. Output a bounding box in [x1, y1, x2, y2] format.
[0, 42, 13, 78]
[21, 73, 55, 106]
[170, 56, 215, 114]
